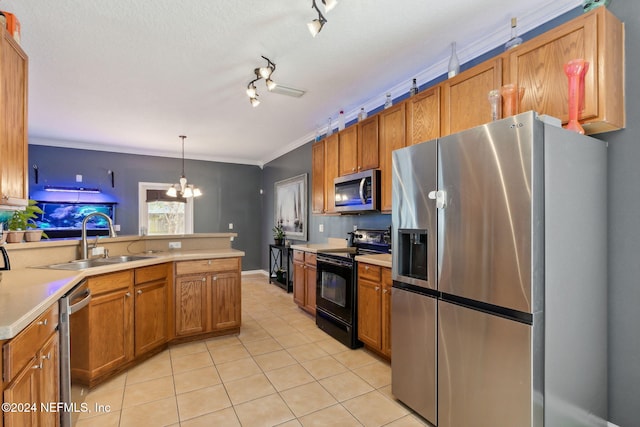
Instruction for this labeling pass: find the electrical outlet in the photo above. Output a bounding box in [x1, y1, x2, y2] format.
[91, 246, 105, 256]
[319, 224, 324, 233]
[168, 241, 182, 249]
[114, 224, 121, 231]
[353, 225, 358, 231]
[229, 223, 233, 229]
[76, 174, 83, 182]
[230, 236, 234, 241]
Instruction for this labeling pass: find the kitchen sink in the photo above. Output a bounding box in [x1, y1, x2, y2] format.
[41, 255, 156, 270]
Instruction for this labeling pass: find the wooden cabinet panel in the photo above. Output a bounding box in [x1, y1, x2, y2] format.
[338, 125, 359, 176]
[85, 288, 134, 378]
[2, 356, 39, 427]
[0, 28, 28, 208]
[88, 270, 133, 295]
[407, 87, 441, 145]
[39, 332, 59, 427]
[358, 115, 379, 171]
[311, 140, 325, 214]
[442, 58, 503, 136]
[381, 268, 392, 358]
[211, 271, 241, 330]
[358, 278, 381, 349]
[175, 258, 239, 275]
[509, 7, 624, 133]
[304, 264, 317, 315]
[175, 275, 208, 337]
[292, 250, 317, 315]
[292, 259, 305, 307]
[134, 279, 168, 356]
[379, 103, 406, 212]
[324, 134, 339, 213]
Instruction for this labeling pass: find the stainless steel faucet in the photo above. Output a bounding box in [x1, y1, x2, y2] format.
[81, 212, 117, 260]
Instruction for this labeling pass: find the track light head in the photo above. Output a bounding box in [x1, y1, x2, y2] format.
[266, 78, 277, 91]
[322, 0, 337, 13]
[250, 97, 260, 107]
[246, 56, 277, 106]
[308, 1, 328, 37]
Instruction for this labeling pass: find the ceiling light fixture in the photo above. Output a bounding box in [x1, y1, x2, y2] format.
[166, 135, 202, 198]
[246, 56, 277, 107]
[308, 0, 337, 37]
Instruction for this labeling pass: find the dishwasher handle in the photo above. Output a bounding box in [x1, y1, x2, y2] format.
[68, 286, 91, 315]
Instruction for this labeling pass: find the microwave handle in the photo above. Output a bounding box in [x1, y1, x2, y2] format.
[359, 178, 366, 204]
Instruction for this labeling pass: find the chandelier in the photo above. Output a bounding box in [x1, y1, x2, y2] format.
[166, 135, 202, 198]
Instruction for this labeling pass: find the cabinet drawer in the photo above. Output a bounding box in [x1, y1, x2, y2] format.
[304, 252, 317, 266]
[175, 258, 239, 275]
[135, 263, 168, 284]
[3, 304, 58, 383]
[293, 250, 305, 262]
[88, 270, 133, 295]
[358, 263, 381, 282]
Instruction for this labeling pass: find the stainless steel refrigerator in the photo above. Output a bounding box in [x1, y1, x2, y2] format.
[391, 112, 608, 426]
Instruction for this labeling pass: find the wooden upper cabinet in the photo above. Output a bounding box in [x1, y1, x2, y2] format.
[311, 140, 325, 214]
[324, 133, 339, 214]
[338, 125, 359, 176]
[0, 28, 28, 208]
[358, 115, 379, 171]
[509, 7, 624, 134]
[442, 58, 503, 136]
[406, 87, 441, 146]
[379, 103, 406, 212]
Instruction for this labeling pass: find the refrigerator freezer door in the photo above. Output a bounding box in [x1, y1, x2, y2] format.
[391, 287, 437, 424]
[437, 113, 543, 313]
[438, 300, 535, 427]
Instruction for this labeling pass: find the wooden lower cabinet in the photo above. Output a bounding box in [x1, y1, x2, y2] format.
[2, 305, 59, 427]
[357, 263, 392, 359]
[292, 250, 317, 315]
[134, 264, 170, 356]
[174, 258, 242, 339]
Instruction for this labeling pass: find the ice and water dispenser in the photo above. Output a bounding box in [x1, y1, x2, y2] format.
[396, 229, 428, 282]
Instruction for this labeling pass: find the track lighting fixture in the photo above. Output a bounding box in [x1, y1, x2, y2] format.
[308, 0, 337, 37]
[166, 135, 202, 199]
[246, 56, 277, 107]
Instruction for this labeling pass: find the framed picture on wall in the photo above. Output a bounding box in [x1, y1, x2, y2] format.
[274, 173, 307, 241]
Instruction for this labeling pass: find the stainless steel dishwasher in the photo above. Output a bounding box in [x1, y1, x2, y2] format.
[59, 280, 91, 427]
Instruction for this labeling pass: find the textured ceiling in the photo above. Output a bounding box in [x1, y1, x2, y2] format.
[1, 0, 581, 166]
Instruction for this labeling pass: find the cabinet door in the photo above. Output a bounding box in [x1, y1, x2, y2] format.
[3, 357, 39, 427]
[0, 29, 28, 207]
[358, 115, 379, 171]
[338, 125, 359, 176]
[441, 58, 502, 136]
[311, 140, 325, 214]
[175, 275, 208, 337]
[304, 265, 317, 315]
[379, 103, 406, 212]
[39, 332, 59, 427]
[88, 288, 134, 377]
[381, 268, 392, 358]
[293, 260, 306, 307]
[211, 271, 241, 330]
[134, 280, 168, 356]
[357, 278, 381, 349]
[509, 7, 623, 134]
[407, 87, 441, 146]
[324, 134, 339, 213]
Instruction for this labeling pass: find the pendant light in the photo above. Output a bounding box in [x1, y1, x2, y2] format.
[166, 135, 202, 198]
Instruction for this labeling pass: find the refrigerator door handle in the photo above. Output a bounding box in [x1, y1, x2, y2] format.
[428, 190, 447, 209]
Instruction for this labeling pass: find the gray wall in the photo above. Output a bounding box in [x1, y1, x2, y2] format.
[28, 145, 263, 270]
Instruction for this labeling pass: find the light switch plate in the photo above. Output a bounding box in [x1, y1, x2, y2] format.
[319, 224, 324, 233]
[168, 241, 182, 249]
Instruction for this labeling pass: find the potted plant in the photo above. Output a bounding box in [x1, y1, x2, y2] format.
[272, 224, 285, 246]
[6, 200, 48, 243]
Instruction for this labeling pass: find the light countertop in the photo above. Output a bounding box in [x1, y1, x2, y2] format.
[355, 253, 392, 268]
[0, 248, 244, 340]
[290, 237, 349, 253]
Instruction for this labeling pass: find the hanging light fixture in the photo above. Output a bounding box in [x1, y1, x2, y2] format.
[308, 0, 337, 37]
[246, 56, 277, 107]
[166, 135, 202, 198]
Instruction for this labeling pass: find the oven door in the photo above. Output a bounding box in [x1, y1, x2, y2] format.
[316, 255, 354, 324]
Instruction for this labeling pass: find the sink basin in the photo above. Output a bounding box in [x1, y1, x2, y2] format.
[41, 255, 155, 270]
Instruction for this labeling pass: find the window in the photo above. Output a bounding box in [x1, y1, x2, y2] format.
[138, 182, 194, 235]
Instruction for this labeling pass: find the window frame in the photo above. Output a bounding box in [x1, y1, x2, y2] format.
[138, 182, 194, 235]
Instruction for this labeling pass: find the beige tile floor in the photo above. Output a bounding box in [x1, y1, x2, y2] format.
[76, 274, 428, 427]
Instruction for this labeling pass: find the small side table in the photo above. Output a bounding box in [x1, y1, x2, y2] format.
[268, 244, 292, 292]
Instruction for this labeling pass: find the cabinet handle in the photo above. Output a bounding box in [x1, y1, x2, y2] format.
[202, 277, 206, 282]
[42, 352, 51, 361]
[375, 286, 380, 291]
[383, 289, 388, 294]
[208, 260, 212, 265]
[125, 292, 131, 297]
[37, 319, 48, 326]
[352, 167, 356, 171]
[137, 289, 143, 295]
[213, 276, 217, 281]
[358, 166, 362, 170]
[365, 266, 369, 270]
[32, 363, 42, 370]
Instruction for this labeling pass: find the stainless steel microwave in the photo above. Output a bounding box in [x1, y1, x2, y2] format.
[334, 169, 380, 213]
